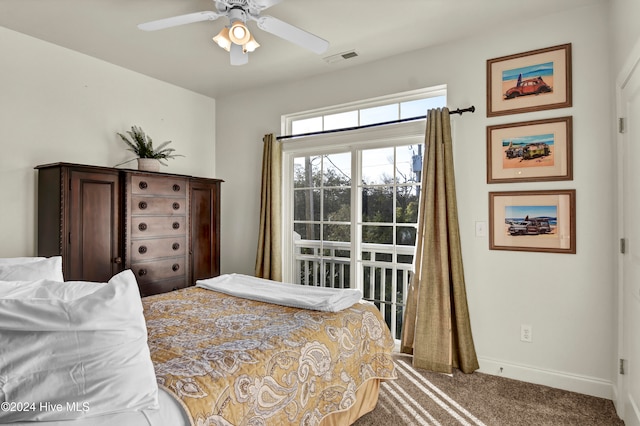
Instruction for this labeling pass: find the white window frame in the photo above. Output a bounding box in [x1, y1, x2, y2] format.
[282, 85, 447, 135]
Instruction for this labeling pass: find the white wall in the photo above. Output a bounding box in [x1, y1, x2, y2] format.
[0, 27, 216, 257]
[611, 0, 640, 71]
[216, 3, 616, 398]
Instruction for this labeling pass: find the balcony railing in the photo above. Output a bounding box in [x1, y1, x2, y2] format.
[293, 237, 413, 340]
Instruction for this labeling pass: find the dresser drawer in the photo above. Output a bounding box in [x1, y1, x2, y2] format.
[131, 175, 187, 196]
[131, 195, 186, 215]
[131, 257, 186, 284]
[131, 236, 186, 261]
[139, 278, 189, 297]
[131, 216, 186, 238]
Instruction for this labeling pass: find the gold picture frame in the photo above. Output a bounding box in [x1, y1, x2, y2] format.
[486, 116, 573, 183]
[487, 43, 572, 117]
[489, 189, 576, 254]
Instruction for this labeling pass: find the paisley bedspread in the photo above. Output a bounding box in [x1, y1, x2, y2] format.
[142, 286, 397, 426]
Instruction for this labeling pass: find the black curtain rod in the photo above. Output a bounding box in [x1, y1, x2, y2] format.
[276, 106, 475, 141]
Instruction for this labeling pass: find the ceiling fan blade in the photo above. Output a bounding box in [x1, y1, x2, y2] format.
[138, 11, 221, 31]
[256, 15, 329, 54]
[247, 0, 284, 10]
[230, 43, 249, 66]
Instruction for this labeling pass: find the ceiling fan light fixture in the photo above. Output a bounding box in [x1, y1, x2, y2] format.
[243, 34, 260, 53]
[229, 20, 251, 45]
[212, 27, 231, 51]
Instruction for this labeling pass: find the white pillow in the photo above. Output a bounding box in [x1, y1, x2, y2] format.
[0, 257, 45, 265]
[0, 279, 101, 300]
[0, 270, 158, 422]
[0, 256, 63, 282]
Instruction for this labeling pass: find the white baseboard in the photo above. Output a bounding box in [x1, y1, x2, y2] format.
[477, 356, 614, 400]
[623, 393, 640, 426]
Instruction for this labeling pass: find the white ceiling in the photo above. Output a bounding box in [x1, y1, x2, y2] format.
[0, 0, 604, 98]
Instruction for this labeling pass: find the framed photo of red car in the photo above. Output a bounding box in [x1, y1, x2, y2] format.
[489, 189, 576, 254]
[486, 116, 573, 183]
[487, 43, 572, 117]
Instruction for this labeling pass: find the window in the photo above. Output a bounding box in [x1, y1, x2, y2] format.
[293, 152, 352, 289]
[287, 87, 447, 135]
[282, 86, 446, 339]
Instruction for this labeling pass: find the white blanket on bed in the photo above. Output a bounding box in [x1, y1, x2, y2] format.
[196, 273, 363, 312]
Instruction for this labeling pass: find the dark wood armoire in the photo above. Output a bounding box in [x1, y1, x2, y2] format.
[35, 162, 222, 296]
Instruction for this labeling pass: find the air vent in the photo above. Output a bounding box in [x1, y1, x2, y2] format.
[323, 50, 359, 64]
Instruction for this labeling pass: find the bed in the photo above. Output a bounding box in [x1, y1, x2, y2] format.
[0, 257, 396, 425]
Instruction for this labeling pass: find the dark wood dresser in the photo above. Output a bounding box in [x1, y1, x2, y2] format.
[35, 162, 222, 296]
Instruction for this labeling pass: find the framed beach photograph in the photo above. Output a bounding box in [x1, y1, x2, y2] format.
[486, 116, 573, 183]
[487, 43, 572, 117]
[489, 189, 576, 254]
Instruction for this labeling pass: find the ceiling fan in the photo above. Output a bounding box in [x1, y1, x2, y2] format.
[138, 0, 330, 66]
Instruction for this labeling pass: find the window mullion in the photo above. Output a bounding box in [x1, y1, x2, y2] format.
[319, 156, 324, 287]
[393, 146, 398, 248]
[352, 148, 362, 293]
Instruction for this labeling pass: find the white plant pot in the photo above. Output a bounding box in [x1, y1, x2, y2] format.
[137, 158, 160, 172]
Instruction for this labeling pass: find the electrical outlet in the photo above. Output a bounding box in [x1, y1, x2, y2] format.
[520, 324, 532, 342]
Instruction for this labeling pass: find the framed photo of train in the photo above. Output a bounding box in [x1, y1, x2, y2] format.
[486, 116, 573, 183]
[487, 43, 572, 117]
[489, 189, 576, 254]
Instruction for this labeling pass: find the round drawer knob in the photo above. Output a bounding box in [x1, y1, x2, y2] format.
[138, 268, 147, 276]
[172, 242, 180, 251]
[172, 184, 181, 192]
[172, 202, 180, 210]
[172, 222, 180, 230]
[172, 264, 180, 272]
[138, 245, 148, 254]
[138, 223, 148, 231]
[139, 181, 148, 190]
[139, 201, 148, 210]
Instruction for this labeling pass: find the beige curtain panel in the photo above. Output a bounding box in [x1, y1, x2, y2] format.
[401, 108, 479, 374]
[255, 133, 282, 281]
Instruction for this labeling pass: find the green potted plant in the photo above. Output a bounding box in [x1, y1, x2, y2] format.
[115, 125, 183, 171]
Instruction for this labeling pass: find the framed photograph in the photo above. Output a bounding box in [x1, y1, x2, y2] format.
[486, 116, 573, 183]
[489, 189, 576, 254]
[487, 43, 572, 117]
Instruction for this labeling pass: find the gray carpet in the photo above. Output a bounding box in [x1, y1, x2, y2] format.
[354, 354, 624, 425]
